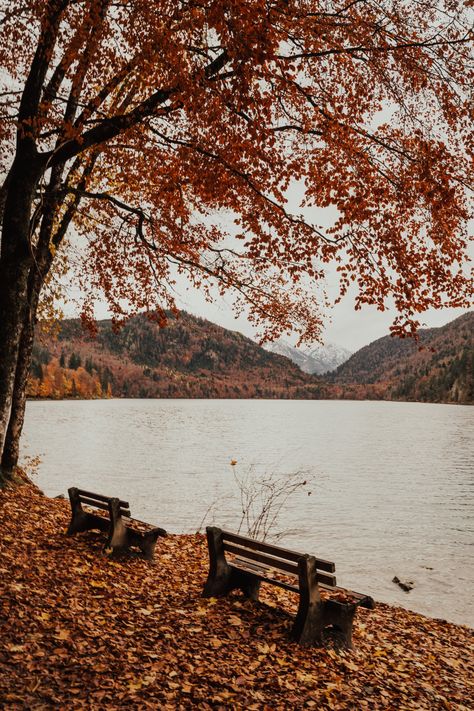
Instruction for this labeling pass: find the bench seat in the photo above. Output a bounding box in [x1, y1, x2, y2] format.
[202, 526, 374, 648]
[66, 487, 166, 560]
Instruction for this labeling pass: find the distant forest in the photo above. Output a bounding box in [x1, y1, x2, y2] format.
[328, 312, 473, 404]
[28, 311, 473, 405]
[28, 312, 322, 400]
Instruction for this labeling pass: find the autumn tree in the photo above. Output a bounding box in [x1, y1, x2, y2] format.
[0, 0, 472, 484]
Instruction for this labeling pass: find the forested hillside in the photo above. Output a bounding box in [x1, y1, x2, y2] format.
[28, 312, 323, 400]
[328, 313, 473, 404]
[28, 312, 473, 404]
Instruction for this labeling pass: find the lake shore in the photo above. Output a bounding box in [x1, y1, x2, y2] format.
[1, 476, 472, 709]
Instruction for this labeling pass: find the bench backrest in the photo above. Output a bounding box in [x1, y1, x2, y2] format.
[220, 529, 337, 587]
[76, 489, 131, 518]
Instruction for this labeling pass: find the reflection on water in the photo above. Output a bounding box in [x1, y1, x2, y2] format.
[22, 399, 473, 627]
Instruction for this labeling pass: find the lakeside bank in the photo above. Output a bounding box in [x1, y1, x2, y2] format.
[0, 479, 472, 709]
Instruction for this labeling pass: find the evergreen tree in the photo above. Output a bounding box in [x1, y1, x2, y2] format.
[85, 357, 94, 375]
[68, 353, 81, 370]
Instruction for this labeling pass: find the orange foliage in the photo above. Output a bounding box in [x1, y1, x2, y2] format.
[1, 481, 473, 707]
[0, 1, 472, 344]
[27, 359, 110, 400]
[31, 313, 319, 400]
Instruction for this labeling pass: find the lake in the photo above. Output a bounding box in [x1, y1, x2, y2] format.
[21, 399, 473, 628]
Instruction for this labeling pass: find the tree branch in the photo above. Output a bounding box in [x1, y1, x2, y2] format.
[278, 33, 472, 60]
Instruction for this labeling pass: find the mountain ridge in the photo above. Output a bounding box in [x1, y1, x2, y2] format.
[28, 311, 473, 404]
[328, 312, 473, 404]
[29, 311, 323, 400]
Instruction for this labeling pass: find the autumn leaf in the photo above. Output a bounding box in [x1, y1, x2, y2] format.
[0, 480, 472, 710]
[128, 680, 143, 694]
[54, 630, 71, 641]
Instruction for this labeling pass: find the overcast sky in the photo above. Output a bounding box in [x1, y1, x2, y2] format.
[66, 184, 472, 353]
[72, 274, 471, 354]
[175, 286, 472, 353]
[64, 207, 474, 352]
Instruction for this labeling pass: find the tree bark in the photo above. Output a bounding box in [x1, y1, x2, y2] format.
[0, 272, 32, 485]
[1, 287, 41, 477]
[0, 193, 60, 479]
[0, 151, 43, 485]
[0, 148, 92, 485]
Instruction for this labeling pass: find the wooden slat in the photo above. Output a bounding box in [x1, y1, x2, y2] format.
[233, 557, 268, 574]
[316, 559, 337, 575]
[81, 497, 130, 518]
[230, 554, 336, 588]
[221, 529, 335, 573]
[77, 489, 129, 508]
[77, 489, 112, 502]
[221, 530, 301, 562]
[316, 572, 337, 587]
[224, 542, 299, 576]
[79, 496, 109, 510]
[230, 559, 340, 592]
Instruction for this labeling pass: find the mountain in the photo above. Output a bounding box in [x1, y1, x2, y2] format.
[327, 312, 473, 404]
[28, 311, 473, 404]
[264, 339, 352, 374]
[29, 312, 325, 400]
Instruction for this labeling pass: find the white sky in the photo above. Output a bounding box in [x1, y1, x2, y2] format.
[173, 286, 472, 352]
[67, 275, 471, 354]
[64, 179, 472, 353]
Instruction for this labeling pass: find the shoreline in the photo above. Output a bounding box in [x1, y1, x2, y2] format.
[26, 395, 473, 406]
[1, 478, 472, 708]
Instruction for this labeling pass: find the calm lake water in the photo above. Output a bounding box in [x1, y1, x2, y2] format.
[21, 399, 473, 628]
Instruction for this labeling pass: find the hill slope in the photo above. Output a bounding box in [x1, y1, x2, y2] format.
[328, 312, 473, 404]
[29, 312, 323, 399]
[29, 311, 473, 404]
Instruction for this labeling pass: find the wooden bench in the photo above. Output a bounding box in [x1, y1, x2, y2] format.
[66, 487, 166, 560]
[202, 526, 374, 648]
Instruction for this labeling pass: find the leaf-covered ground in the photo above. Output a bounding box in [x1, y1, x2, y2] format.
[1, 479, 472, 710]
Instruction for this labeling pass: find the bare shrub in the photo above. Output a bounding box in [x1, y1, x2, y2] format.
[234, 466, 311, 541]
[196, 464, 312, 541]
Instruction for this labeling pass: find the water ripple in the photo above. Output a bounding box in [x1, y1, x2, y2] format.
[22, 398, 474, 627]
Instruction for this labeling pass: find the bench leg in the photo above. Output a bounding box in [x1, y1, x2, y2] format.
[106, 498, 128, 555]
[291, 556, 357, 648]
[230, 568, 261, 601]
[67, 488, 111, 538]
[202, 527, 234, 597]
[291, 555, 325, 646]
[66, 487, 91, 535]
[320, 599, 356, 649]
[137, 528, 167, 561]
[202, 527, 261, 599]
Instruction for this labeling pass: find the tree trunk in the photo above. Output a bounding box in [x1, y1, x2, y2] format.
[0, 152, 43, 486]
[0, 151, 74, 485]
[1, 292, 40, 477]
[0, 228, 54, 478]
[0, 271, 32, 487]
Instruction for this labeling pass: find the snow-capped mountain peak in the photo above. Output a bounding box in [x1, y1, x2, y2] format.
[264, 339, 352, 375]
